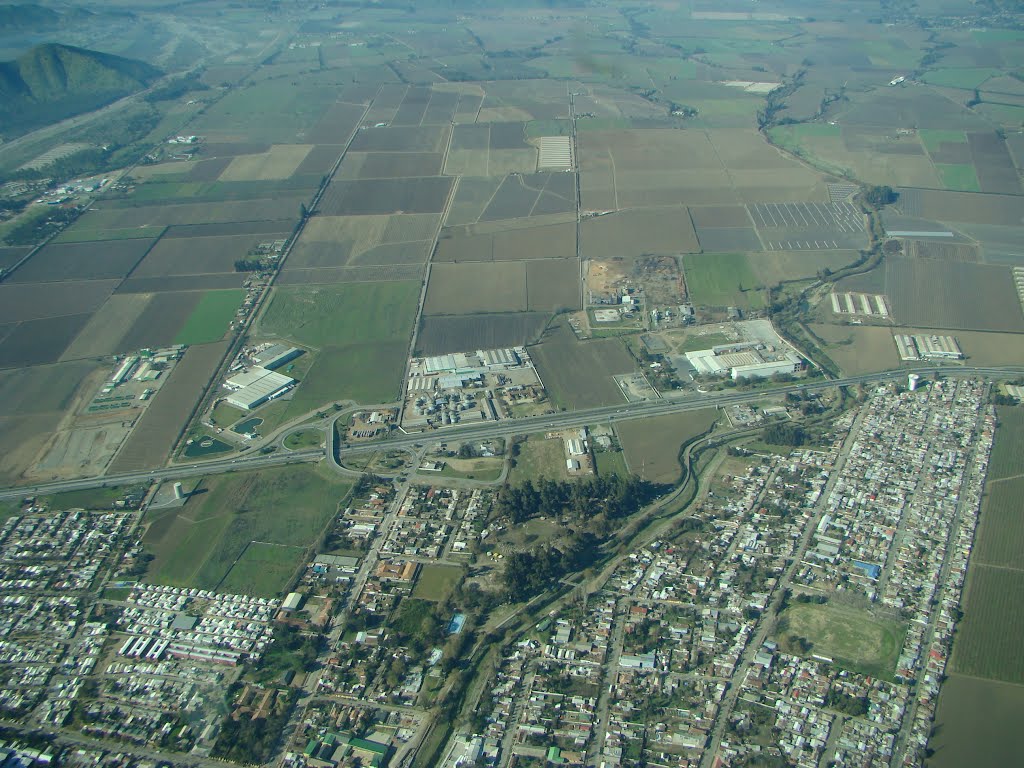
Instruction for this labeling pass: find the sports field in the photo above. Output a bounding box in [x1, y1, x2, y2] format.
[776, 602, 905, 679]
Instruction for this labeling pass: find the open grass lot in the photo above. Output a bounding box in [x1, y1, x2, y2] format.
[437, 457, 504, 482]
[259, 280, 420, 350]
[508, 436, 570, 484]
[885, 259, 1024, 332]
[173, 289, 245, 345]
[287, 340, 409, 410]
[776, 602, 905, 679]
[922, 67, 1002, 90]
[218, 542, 306, 598]
[108, 341, 229, 473]
[928, 674, 1024, 768]
[919, 129, 967, 153]
[144, 464, 351, 594]
[683, 253, 766, 310]
[615, 409, 718, 485]
[531, 319, 634, 410]
[749, 250, 858, 287]
[218, 145, 313, 181]
[415, 313, 550, 356]
[580, 207, 700, 260]
[8, 239, 154, 283]
[411, 564, 463, 601]
[593, 449, 628, 478]
[808, 324, 901, 376]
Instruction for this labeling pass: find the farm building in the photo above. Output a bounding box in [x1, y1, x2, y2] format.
[224, 367, 295, 410]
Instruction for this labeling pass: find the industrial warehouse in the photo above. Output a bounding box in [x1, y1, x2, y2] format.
[221, 344, 304, 410]
[893, 333, 963, 361]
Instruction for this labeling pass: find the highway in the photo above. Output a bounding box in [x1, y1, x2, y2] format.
[2, 365, 1021, 502]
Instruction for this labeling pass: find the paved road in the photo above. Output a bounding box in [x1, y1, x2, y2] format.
[3, 366, 1021, 502]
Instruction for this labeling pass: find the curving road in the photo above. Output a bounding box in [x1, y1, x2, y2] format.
[2, 366, 1021, 502]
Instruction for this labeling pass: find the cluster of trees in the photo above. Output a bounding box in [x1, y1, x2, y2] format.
[494, 474, 659, 526]
[503, 532, 600, 599]
[862, 184, 898, 208]
[233, 258, 272, 272]
[762, 422, 808, 447]
[826, 690, 869, 717]
[212, 689, 294, 764]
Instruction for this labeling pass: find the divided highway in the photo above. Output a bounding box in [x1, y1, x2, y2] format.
[2, 366, 1021, 502]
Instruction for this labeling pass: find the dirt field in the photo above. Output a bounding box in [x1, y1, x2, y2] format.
[928, 674, 1024, 768]
[614, 408, 719, 484]
[108, 341, 229, 473]
[218, 145, 313, 181]
[303, 101, 367, 145]
[886, 259, 1024, 332]
[424, 262, 527, 314]
[0, 313, 91, 367]
[60, 293, 153, 361]
[116, 274, 246, 293]
[133, 232, 289, 277]
[116, 291, 202, 352]
[434, 220, 576, 262]
[896, 188, 1024, 226]
[337, 152, 446, 179]
[581, 207, 700, 260]
[287, 214, 439, 269]
[526, 259, 581, 311]
[415, 313, 550, 356]
[0, 360, 99, 485]
[292, 145, 344, 176]
[0, 280, 117, 323]
[478, 173, 576, 220]
[85, 197, 304, 228]
[8, 239, 157, 283]
[317, 177, 454, 216]
[531, 319, 634, 410]
[349, 125, 450, 153]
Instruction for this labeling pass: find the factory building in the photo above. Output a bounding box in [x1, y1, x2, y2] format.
[253, 344, 302, 370]
[224, 367, 295, 410]
[685, 347, 801, 380]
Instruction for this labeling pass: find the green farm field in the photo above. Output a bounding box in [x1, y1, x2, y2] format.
[143, 465, 351, 595]
[683, 253, 766, 310]
[936, 163, 981, 192]
[173, 289, 244, 345]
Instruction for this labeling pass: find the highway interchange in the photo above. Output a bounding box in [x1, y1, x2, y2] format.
[2, 364, 1021, 502]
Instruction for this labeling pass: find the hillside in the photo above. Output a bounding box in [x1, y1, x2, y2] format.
[0, 43, 161, 137]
